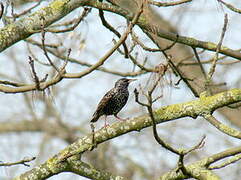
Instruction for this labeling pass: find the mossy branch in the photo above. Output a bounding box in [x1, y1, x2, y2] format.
[14, 88, 241, 179]
[0, 0, 241, 61]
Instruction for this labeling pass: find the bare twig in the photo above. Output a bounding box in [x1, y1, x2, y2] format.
[47, 8, 91, 33]
[99, 8, 129, 58]
[148, 0, 192, 7]
[134, 69, 206, 177]
[134, 77, 205, 177]
[12, 0, 44, 19]
[0, 6, 143, 94]
[192, 47, 207, 79]
[59, 48, 71, 73]
[218, 0, 241, 14]
[115, 44, 153, 72]
[205, 146, 241, 167]
[40, 17, 60, 72]
[0, 80, 26, 87]
[134, 88, 149, 107]
[163, 51, 199, 97]
[61, 3, 144, 79]
[29, 56, 40, 90]
[202, 113, 241, 139]
[132, 33, 178, 52]
[206, 14, 228, 86]
[0, 2, 4, 21]
[0, 157, 36, 167]
[26, 38, 145, 77]
[177, 49, 205, 67]
[209, 153, 241, 170]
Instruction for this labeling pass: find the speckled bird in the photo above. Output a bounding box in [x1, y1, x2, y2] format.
[90, 78, 136, 126]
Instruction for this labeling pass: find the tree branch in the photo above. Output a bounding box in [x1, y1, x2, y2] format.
[149, 0, 192, 7]
[0, 157, 36, 167]
[89, 1, 241, 61]
[1, 0, 241, 62]
[14, 88, 241, 179]
[0, 5, 142, 93]
[202, 113, 241, 139]
[159, 146, 241, 180]
[218, 0, 241, 14]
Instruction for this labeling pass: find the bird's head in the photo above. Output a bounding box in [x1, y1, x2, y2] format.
[114, 78, 137, 89]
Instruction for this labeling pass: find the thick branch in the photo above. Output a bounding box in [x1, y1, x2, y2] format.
[0, 6, 140, 93]
[15, 155, 125, 180]
[89, 1, 241, 61]
[159, 146, 241, 180]
[15, 88, 241, 179]
[0, 0, 89, 52]
[66, 155, 126, 180]
[1, 0, 241, 61]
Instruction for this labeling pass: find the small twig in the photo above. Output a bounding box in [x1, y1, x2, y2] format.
[134, 88, 206, 156]
[205, 146, 241, 167]
[47, 8, 91, 33]
[40, 17, 60, 72]
[27, 38, 144, 77]
[176, 135, 205, 177]
[0, 80, 26, 87]
[12, 0, 43, 19]
[148, 0, 192, 7]
[0, 4, 143, 94]
[217, 0, 241, 14]
[99, 8, 129, 58]
[29, 56, 40, 90]
[163, 52, 199, 97]
[134, 73, 206, 177]
[174, 78, 182, 86]
[0, 2, 4, 21]
[209, 153, 241, 170]
[161, 34, 179, 51]
[59, 48, 71, 74]
[202, 113, 241, 139]
[206, 14, 228, 85]
[192, 47, 207, 79]
[40, 74, 48, 83]
[152, 94, 163, 103]
[0, 157, 36, 167]
[176, 49, 205, 67]
[132, 33, 178, 52]
[115, 42, 153, 72]
[183, 135, 206, 155]
[134, 88, 149, 107]
[148, 104, 180, 155]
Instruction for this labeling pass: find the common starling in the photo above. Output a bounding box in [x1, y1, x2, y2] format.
[91, 78, 136, 126]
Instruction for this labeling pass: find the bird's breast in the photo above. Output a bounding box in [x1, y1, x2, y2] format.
[103, 88, 129, 115]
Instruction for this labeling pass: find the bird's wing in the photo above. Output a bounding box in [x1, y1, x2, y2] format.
[94, 89, 115, 115]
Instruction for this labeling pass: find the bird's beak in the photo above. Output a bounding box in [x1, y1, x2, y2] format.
[128, 79, 137, 83]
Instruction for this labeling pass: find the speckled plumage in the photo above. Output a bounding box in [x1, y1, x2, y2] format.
[91, 78, 136, 124]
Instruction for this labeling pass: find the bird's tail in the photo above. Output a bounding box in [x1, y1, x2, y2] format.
[90, 112, 99, 123]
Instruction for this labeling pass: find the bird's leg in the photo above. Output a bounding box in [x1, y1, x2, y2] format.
[100, 116, 110, 130]
[104, 115, 109, 128]
[114, 114, 128, 121]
